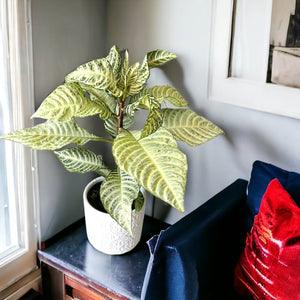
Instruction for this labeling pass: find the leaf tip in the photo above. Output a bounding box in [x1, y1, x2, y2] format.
[31, 112, 38, 119]
[175, 200, 185, 213]
[178, 206, 185, 213]
[127, 227, 133, 237]
[120, 219, 133, 237]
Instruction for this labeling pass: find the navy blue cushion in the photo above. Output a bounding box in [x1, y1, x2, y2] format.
[141, 179, 248, 300]
[246, 160, 300, 230]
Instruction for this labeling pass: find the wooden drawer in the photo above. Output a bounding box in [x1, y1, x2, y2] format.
[65, 276, 113, 300]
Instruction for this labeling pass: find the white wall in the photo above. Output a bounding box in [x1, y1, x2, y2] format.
[31, 0, 107, 241]
[107, 0, 300, 224]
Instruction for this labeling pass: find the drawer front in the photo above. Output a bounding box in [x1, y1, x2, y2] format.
[65, 276, 113, 300]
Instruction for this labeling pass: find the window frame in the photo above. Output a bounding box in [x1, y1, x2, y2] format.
[0, 0, 39, 291]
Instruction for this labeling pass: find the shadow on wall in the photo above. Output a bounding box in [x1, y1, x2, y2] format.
[160, 61, 193, 104]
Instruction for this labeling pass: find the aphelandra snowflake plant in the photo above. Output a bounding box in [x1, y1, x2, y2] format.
[0, 46, 223, 235]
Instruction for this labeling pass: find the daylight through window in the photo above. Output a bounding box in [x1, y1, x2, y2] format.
[0, 0, 19, 262]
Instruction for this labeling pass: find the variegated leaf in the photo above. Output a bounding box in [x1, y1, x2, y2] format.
[102, 92, 118, 114]
[130, 85, 187, 107]
[112, 128, 187, 212]
[81, 87, 116, 120]
[65, 58, 112, 89]
[104, 115, 135, 138]
[147, 49, 177, 69]
[54, 147, 110, 177]
[127, 55, 150, 96]
[125, 95, 163, 137]
[107, 81, 123, 98]
[100, 168, 139, 234]
[162, 108, 224, 146]
[128, 90, 147, 105]
[65, 58, 122, 98]
[123, 114, 136, 129]
[79, 84, 117, 115]
[147, 85, 187, 107]
[124, 62, 139, 93]
[125, 93, 151, 117]
[105, 45, 121, 81]
[126, 93, 154, 111]
[32, 83, 111, 122]
[140, 96, 163, 138]
[133, 191, 144, 212]
[117, 50, 129, 93]
[124, 101, 141, 117]
[88, 97, 113, 120]
[104, 117, 118, 138]
[0, 120, 110, 150]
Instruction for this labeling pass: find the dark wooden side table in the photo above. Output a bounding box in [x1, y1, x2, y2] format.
[38, 216, 168, 300]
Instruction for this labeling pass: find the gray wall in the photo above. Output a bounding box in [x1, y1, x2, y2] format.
[32, 0, 300, 240]
[31, 0, 107, 241]
[107, 0, 300, 223]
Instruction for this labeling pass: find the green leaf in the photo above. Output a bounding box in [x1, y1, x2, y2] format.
[32, 83, 111, 122]
[134, 191, 144, 212]
[162, 108, 224, 146]
[65, 58, 122, 98]
[65, 58, 112, 89]
[126, 92, 156, 114]
[125, 94, 163, 138]
[140, 95, 163, 138]
[88, 98, 113, 120]
[104, 115, 135, 138]
[130, 85, 188, 108]
[0, 120, 110, 150]
[105, 45, 122, 81]
[104, 117, 118, 138]
[79, 84, 117, 115]
[112, 128, 187, 212]
[147, 85, 188, 107]
[127, 55, 150, 96]
[124, 100, 141, 117]
[117, 50, 129, 93]
[54, 147, 110, 177]
[100, 168, 140, 235]
[147, 49, 177, 69]
[124, 62, 139, 94]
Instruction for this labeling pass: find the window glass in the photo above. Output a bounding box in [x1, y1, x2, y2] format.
[0, 0, 19, 259]
[0, 0, 38, 292]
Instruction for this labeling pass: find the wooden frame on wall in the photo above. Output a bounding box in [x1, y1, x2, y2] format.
[208, 0, 300, 119]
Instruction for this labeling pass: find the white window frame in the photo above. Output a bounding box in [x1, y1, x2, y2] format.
[0, 0, 39, 293]
[208, 0, 300, 119]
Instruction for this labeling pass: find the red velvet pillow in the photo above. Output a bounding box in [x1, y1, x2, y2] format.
[234, 179, 300, 300]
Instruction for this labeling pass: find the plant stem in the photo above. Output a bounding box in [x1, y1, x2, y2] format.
[117, 99, 124, 134]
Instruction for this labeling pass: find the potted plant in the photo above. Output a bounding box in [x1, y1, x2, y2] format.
[0, 45, 223, 254]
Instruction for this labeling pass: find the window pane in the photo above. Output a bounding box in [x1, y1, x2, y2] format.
[0, 0, 18, 256]
[0, 0, 38, 290]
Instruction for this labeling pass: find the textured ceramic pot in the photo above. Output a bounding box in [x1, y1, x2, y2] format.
[83, 177, 146, 255]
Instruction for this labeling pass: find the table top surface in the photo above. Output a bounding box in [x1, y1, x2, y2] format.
[38, 216, 168, 300]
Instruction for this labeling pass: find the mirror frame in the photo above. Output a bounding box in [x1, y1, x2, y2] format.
[208, 0, 300, 119]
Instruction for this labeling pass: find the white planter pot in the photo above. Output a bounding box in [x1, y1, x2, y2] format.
[83, 177, 146, 255]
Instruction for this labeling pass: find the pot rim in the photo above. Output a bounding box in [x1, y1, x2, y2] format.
[83, 176, 146, 214]
[83, 176, 107, 215]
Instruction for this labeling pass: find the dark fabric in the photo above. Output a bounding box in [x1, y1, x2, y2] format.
[234, 179, 300, 299]
[141, 179, 248, 300]
[246, 160, 300, 231]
